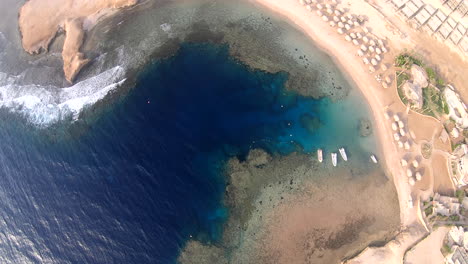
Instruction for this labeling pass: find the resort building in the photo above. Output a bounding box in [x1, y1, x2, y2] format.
[444, 85, 468, 129]
[433, 193, 461, 216]
[389, 0, 468, 55]
[446, 226, 468, 264]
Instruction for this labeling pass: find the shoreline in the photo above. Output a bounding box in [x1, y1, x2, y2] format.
[248, 0, 433, 262]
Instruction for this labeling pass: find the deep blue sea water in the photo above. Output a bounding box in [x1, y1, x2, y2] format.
[0, 43, 376, 263]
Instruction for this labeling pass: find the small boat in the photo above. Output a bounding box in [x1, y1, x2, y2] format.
[317, 149, 323, 163]
[339, 147, 348, 161]
[331, 153, 337, 167]
[370, 154, 378, 164]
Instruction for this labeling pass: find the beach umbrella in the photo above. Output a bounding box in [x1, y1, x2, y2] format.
[317, 3, 323, 9]
[409, 177, 415, 186]
[311, 0, 317, 3]
[327, 8, 333, 15]
[317, 10, 323, 16]
[406, 169, 413, 177]
[393, 133, 400, 141]
[332, 0, 339, 4]
[357, 50, 364, 57]
[356, 32, 362, 39]
[338, 7, 346, 13]
[347, 14, 353, 20]
[334, 10, 341, 16]
[375, 54, 381, 61]
[378, 39, 384, 46]
[363, 36, 369, 43]
[360, 45, 368, 51]
[381, 64, 388, 71]
[369, 46, 375, 53]
[385, 75, 392, 83]
[384, 112, 390, 120]
[352, 39, 359, 46]
[393, 114, 400, 121]
[325, 3, 332, 9]
[362, 26, 369, 33]
[306, 5, 312, 11]
[369, 39, 376, 46]
[391, 123, 398, 131]
[345, 35, 352, 41]
[322, 15, 329, 22]
[404, 141, 410, 150]
[415, 172, 422, 181]
[337, 28, 345, 34]
[329, 21, 337, 27]
[412, 160, 419, 168]
[382, 82, 389, 88]
[354, 21, 361, 27]
[333, 16, 340, 22]
[371, 58, 378, 66]
[305, 0, 311, 3]
[347, 19, 354, 26]
[340, 16, 347, 22]
[398, 121, 404, 128]
[382, 46, 388, 53]
[400, 129, 406, 137]
[350, 33, 357, 39]
[338, 22, 345, 28]
[369, 65, 376, 73]
[299, 0, 306, 5]
[401, 159, 408, 166]
[363, 57, 369, 64]
[345, 24, 351, 30]
[376, 48, 382, 54]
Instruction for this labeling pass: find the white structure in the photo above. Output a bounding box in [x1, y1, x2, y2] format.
[444, 85, 468, 129]
[433, 193, 460, 216]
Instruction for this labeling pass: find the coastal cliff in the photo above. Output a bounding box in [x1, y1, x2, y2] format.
[18, 0, 137, 83]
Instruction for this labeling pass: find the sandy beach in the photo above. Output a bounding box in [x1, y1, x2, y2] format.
[248, 0, 466, 262]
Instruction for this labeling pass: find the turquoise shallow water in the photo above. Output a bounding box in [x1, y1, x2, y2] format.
[0, 43, 377, 263]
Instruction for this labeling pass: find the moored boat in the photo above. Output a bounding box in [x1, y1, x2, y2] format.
[339, 147, 348, 161]
[370, 154, 378, 164]
[317, 149, 323, 163]
[331, 153, 337, 167]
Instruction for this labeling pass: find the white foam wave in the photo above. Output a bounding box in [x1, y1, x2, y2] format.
[0, 66, 126, 127]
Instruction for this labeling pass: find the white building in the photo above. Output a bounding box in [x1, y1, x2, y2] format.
[444, 85, 468, 129]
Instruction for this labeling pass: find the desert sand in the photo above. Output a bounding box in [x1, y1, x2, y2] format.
[250, 0, 465, 263]
[18, 0, 138, 83]
[405, 226, 449, 264]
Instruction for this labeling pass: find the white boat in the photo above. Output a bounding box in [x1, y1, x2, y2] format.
[339, 147, 348, 161]
[331, 153, 337, 167]
[317, 149, 323, 163]
[370, 154, 378, 164]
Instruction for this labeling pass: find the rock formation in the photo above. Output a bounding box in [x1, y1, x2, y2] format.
[18, 0, 138, 83]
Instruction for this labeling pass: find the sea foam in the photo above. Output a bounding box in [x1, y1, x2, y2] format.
[0, 66, 126, 127]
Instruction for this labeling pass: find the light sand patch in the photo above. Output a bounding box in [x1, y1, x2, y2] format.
[404, 226, 449, 264]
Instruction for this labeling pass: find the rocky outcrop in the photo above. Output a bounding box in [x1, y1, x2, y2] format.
[18, 0, 138, 83]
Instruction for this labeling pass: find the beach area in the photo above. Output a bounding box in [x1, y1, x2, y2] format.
[0, 0, 467, 263]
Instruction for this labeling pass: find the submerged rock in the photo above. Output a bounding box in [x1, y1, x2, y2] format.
[359, 118, 373, 137]
[246, 149, 272, 167]
[178, 241, 228, 264]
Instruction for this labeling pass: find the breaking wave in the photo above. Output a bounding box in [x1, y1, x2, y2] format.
[0, 66, 126, 127]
